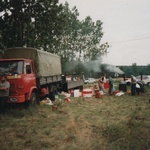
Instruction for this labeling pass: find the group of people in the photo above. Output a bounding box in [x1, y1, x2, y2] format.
[98, 74, 114, 95]
[98, 74, 143, 96]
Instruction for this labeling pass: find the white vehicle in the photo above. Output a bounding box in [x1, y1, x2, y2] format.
[136, 75, 150, 86]
[84, 78, 96, 84]
[126, 75, 150, 86]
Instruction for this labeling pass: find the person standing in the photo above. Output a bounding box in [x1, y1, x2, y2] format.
[98, 76, 104, 92]
[102, 74, 107, 83]
[131, 75, 136, 96]
[108, 75, 114, 95]
[0, 76, 10, 114]
[98, 74, 107, 93]
[102, 74, 107, 91]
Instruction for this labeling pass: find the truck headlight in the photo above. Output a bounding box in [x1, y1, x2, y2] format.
[10, 98, 17, 102]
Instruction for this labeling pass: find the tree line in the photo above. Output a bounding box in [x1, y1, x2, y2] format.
[0, 0, 109, 74]
[82, 63, 150, 79]
[119, 63, 150, 77]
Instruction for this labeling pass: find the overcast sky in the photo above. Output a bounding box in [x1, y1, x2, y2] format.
[59, 0, 150, 66]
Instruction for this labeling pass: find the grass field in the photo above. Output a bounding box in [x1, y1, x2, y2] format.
[0, 86, 150, 150]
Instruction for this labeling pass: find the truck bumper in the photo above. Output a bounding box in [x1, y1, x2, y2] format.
[7, 95, 25, 103]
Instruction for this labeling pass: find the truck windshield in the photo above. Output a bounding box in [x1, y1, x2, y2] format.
[0, 61, 23, 75]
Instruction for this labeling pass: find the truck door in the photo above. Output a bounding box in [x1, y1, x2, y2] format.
[23, 62, 36, 99]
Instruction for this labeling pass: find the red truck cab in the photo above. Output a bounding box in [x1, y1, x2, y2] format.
[0, 58, 37, 104]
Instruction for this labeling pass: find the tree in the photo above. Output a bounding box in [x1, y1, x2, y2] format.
[57, 3, 80, 62]
[58, 3, 109, 74]
[0, 1, 109, 74]
[0, 0, 66, 51]
[78, 17, 109, 61]
[131, 63, 137, 75]
[146, 64, 150, 74]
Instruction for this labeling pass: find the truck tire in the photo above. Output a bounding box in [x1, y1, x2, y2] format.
[29, 92, 39, 107]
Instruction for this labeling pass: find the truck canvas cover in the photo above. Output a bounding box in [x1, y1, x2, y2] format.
[2, 47, 62, 77]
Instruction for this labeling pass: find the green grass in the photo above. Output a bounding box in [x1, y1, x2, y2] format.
[0, 86, 150, 150]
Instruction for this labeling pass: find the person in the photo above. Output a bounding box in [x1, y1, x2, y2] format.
[131, 75, 136, 96]
[98, 76, 104, 92]
[108, 75, 114, 95]
[98, 74, 107, 93]
[102, 74, 107, 92]
[135, 82, 140, 95]
[101, 74, 107, 83]
[0, 76, 10, 114]
[136, 81, 144, 95]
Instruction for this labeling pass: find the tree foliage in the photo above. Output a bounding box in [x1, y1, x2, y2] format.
[118, 64, 150, 77]
[58, 3, 109, 62]
[0, 0, 109, 74]
[0, 0, 66, 50]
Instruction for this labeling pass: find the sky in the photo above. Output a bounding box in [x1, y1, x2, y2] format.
[59, 0, 150, 66]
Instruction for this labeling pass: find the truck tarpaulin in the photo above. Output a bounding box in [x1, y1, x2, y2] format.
[2, 47, 62, 77]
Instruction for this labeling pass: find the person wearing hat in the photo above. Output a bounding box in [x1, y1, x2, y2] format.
[131, 75, 136, 96]
[0, 76, 10, 114]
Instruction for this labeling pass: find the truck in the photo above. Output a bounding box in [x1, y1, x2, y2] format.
[0, 47, 84, 106]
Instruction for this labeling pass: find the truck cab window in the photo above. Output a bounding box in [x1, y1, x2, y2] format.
[26, 65, 31, 74]
[0, 60, 23, 75]
[10, 61, 23, 74]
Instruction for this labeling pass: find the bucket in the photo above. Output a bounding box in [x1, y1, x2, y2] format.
[95, 91, 100, 98]
[82, 89, 92, 97]
[95, 89, 99, 93]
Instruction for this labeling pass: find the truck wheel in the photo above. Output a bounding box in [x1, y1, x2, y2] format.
[29, 92, 38, 107]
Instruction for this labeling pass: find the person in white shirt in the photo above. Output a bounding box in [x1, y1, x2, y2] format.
[98, 74, 107, 93]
